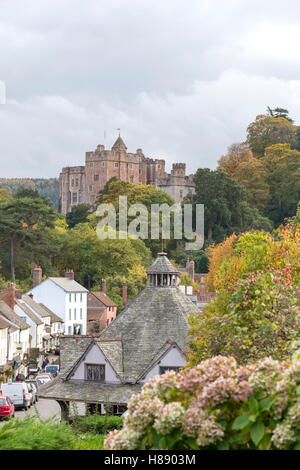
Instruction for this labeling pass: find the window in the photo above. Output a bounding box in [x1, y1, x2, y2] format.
[114, 162, 119, 168]
[69, 309, 71, 320]
[80, 293, 82, 302]
[72, 193, 77, 203]
[80, 308, 82, 320]
[69, 293, 72, 302]
[129, 163, 132, 169]
[89, 162, 94, 168]
[71, 178, 74, 187]
[74, 308, 76, 320]
[101, 161, 105, 167]
[68, 326, 72, 335]
[94, 174, 99, 181]
[159, 366, 180, 375]
[85, 364, 105, 382]
[130, 176, 134, 183]
[180, 190, 183, 198]
[74, 293, 77, 302]
[89, 185, 93, 192]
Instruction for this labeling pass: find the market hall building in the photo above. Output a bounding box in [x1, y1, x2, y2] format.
[39, 253, 199, 419]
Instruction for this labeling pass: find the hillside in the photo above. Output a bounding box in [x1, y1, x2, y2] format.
[0, 178, 59, 209]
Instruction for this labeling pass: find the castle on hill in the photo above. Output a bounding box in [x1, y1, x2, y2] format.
[59, 135, 195, 214]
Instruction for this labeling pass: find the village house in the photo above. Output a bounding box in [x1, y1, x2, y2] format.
[87, 280, 117, 334]
[27, 266, 88, 335]
[38, 253, 200, 419]
[0, 300, 30, 361]
[0, 317, 10, 368]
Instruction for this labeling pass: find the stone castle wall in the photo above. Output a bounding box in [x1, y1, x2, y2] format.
[59, 137, 195, 214]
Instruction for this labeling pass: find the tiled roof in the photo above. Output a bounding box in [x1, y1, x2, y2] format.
[21, 295, 51, 319]
[0, 314, 18, 333]
[39, 303, 63, 323]
[89, 292, 116, 308]
[49, 278, 88, 293]
[0, 300, 29, 330]
[96, 339, 123, 379]
[15, 300, 43, 326]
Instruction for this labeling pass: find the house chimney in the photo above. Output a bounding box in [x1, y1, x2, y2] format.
[186, 259, 195, 282]
[65, 269, 74, 280]
[122, 282, 127, 306]
[32, 265, 42, 287]
[0, 283, 15, 310]
[100, 279, 106, 294]
[15, 289, 22, 300]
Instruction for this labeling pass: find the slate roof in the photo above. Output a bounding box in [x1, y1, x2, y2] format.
[15, 300, 43, 326]
[0, 317, 11, 330]
[0, 300, 29, 330]
[39, 303, 63, 323]
[49, 278, 88, 293]
[101, 285, 199, 382]
[96, 339, 123, 379]
[147, 252, 181, 275]
[59, 336, 94, 379]
[112, 135, 127, 149]
[38, 377, 141, 404]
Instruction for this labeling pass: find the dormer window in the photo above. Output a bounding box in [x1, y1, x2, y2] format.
[159, 366, 180, 375]
[85, 364, 105, 382]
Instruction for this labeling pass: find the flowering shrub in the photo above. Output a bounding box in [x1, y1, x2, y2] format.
[104, 356, 300, 450]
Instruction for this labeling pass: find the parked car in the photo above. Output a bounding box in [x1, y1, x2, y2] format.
[25, 379, 39, 401]
[35, 374, 52, 385]
[0, 382, 32, 410]
[44, 365, 60, 377]
[0, 396, 15, 419]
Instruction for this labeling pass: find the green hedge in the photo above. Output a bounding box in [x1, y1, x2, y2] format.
[72, 414, 124, 435]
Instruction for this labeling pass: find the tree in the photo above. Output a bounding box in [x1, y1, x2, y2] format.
[217, 143, 253, 176]
[191, 168, 272, 243]
[66, 204, 92, 228]
[246, 114, 296, 158]
[0, 195, 57, 280]
[267, 106, 293, 122]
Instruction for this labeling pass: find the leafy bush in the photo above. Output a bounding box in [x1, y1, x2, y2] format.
[0, 416, 74, 450]
[0, 416, 105, 450]
[72, 414, 123, 435]
[104, 355, 300, 450]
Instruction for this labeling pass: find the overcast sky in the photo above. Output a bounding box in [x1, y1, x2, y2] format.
[1, 0, 300, 177]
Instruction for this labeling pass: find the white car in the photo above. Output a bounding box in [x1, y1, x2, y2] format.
[1, 382, 32, 410]
[35, 374, 52, 385]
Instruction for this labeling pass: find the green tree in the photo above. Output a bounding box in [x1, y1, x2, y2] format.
[66, 204, 92, 228]
[247, 114, 296, 158]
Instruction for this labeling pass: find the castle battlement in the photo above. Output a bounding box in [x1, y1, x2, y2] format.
[59, 136, 195, 214]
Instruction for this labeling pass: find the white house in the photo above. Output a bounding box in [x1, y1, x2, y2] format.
[28, 273, 88, 335]
[0, 317, 9, 366]
[0, 300, 30, 360]
[14, 299, 44, 350]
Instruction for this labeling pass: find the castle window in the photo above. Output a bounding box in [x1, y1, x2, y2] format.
[129, 163, 133, 169]
[130, 176, 134, 182]
[101, 161, 105, 167]
[180, 190, 183, 198]
[85, 364, 105, 382]
[89, 185, 93, 192]
[71, 179, 74, 187]
[158, 165, 161, 169]
[89, 162, 94, 168]
[72, 193, 77, 203]
[75, 178, 79, 186]
[94, 174, 99, 181]
[114, 162, 119, 168]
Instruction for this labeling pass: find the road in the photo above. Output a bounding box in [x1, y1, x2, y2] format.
[15, 398, 61, 422]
